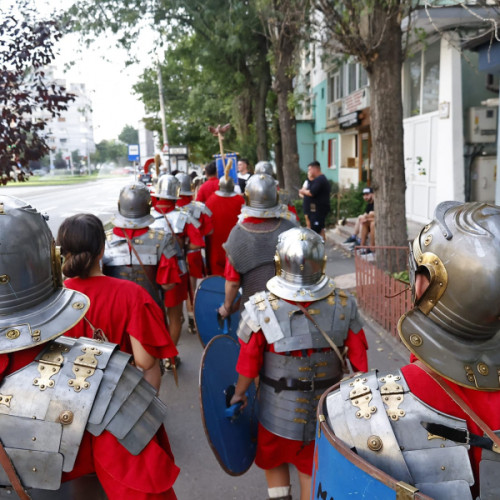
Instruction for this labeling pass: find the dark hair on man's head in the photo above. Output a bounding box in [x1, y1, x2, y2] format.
[57, 213, 105, 279]
[308, 160, 321, 169]
[238, 158, 250, 165]
[205, 161, 217, 177]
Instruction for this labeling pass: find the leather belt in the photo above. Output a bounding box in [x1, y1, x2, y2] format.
[260, 373, 337, 393]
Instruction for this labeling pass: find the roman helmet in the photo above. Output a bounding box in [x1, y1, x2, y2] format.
[267, 227, 334, 301]
[241, 173, 282, 218]
[0, 195, 89, 353]
[398, 201, 500, 389]
[112, 182, 155, 229]
[176, 172, 194, 196]
[216, 175, 237, 197]
[254, 161, 274, 177]
[156, 174, 180, 200]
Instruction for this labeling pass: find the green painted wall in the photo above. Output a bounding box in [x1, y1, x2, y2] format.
[296, 79, 340, 185]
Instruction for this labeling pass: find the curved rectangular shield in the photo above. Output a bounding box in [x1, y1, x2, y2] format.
[199, 335, 258, 476]
[194, 275, 241, 347]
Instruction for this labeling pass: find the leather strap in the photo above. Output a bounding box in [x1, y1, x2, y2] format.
[295, 302, 349, 373]
[415, 360, 500, 451]
[0, 438, 30, 499]
[260, 373, 337, 393]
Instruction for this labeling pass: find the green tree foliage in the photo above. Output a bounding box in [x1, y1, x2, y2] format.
[91, 140, 127, 165]
[0, 1, 76, 183]
[65, 0, 276, 169]
[118, 125, 139, 145]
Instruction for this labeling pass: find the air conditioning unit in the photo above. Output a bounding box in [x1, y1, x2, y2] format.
[470, 156, 497, 203]
[327, 102, 342, 120]
[466, 107, 498, 144]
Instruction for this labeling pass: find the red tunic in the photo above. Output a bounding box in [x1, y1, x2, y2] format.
[62, 276, 179, 498]
[205, 192, 245, 276]
[0, 339, 179, 498]
[195, 176, 219, 203]
[64, 276, 177, 360]
[236, 300, 368, 476]
[402, 356, 500, 498]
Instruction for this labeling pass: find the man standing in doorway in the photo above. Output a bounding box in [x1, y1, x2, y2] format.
[298, 161, 331, 239]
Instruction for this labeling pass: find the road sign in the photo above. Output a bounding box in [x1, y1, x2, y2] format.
[162, 143, 169, 153]
[128, 144, 140, 161]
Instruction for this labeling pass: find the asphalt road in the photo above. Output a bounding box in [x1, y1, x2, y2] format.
[0, 178, 410, 499]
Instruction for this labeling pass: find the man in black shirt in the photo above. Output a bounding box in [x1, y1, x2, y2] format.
[298, 160, 331, 238]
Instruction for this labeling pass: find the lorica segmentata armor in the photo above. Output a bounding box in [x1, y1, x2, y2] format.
[0, 336, 167, 491]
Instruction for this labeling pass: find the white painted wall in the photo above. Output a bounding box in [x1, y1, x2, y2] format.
[435, 33, 465, 204]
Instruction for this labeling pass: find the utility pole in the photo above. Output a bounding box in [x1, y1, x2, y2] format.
[157, 61, 170, 173]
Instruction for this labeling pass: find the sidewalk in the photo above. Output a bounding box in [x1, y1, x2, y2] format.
[325, 226, 414, 372]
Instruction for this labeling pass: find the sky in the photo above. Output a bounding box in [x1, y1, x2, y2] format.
[53, 34, 150, 143]
[37, 0, 155, 143]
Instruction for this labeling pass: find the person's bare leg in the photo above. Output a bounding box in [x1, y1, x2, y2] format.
[166, 302, 184, 346]
[369, 220, 375, 247]
[265, 464, 291, 498]
[360, 221, 369, 246]
[298, 470, 312, 500]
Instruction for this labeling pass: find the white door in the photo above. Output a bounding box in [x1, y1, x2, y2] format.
[404, 113, 438, 223]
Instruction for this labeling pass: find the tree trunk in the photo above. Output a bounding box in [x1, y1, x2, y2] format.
[274, 42, 301, 195]
[369, 8, 408, 251]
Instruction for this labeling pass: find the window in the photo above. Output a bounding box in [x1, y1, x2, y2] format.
[348, 63, 357, 94]
[334, 67, 344, 101]
[403, 41, 440, 117]
[328, 138, 338, 169]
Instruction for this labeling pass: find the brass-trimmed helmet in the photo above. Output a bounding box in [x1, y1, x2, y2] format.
[156, 174, 180, 200]
[398, 201, 500, 389]
[176, 172, 194, 196]
[217, 175, 236, 197]
[267, 227, 334, 301]
[0, 195, 89, 353]
[242, 173, 281, 217]
[112, 182, 155, 229]
[254, 161, 274, 177]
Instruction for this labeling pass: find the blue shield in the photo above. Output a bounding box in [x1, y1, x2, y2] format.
[199, 335, 258, 476]
[312, 386, 431, 500]
[194, 275, 241, 347]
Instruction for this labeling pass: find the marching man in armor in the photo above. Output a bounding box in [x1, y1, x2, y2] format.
[175, 172, 213, 333]
[102, 181, 180, 310]
[230, 227, 368, 500]
[218, 173, 298, 320]
[0, 195, 179, 498]
[318, 201, 500, 500]
[150, 174, 205, 366]
[205, 171, 245, 276]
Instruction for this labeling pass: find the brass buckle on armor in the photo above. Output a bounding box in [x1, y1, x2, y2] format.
[33, 344, 66, 391]
[349, 377, 377, 420]
[380, 374, 405, 421]
[68, 346, 102, 392]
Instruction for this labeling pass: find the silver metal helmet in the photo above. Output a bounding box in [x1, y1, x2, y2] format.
[156, 174, 180, 200]
[267, 227, 335, 301]
[176, 172, 194, 196]
[216, 175, 237, 197]
[254, 161, 274, 177]
[243, 173, 281, 217]
[112, 182, 155, 229]
[0, 195, 89, 354]
[398, 201, 500, 389]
